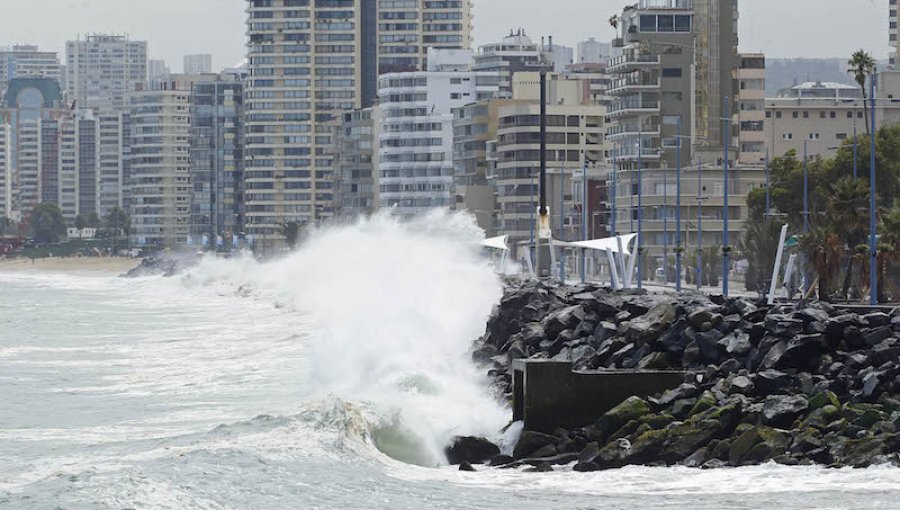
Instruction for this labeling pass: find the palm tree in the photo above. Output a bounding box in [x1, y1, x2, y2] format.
[848, 50, 875, 136]
[609, 15, 619, 30]
[826, 177, 869, 300]
[739, 219, 783, 292]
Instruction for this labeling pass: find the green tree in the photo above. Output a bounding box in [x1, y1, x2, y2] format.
[0, 216, 11, 237]
[739, 218, 783, 292]
[74, 214, 86, 236]
[848, 49, 876, 136]
[28, 203, 67, 244]
[103, 207, 131, 234]
[86, 212, 101, 229]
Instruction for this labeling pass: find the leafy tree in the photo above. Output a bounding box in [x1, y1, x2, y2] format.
[74, 214, 86, 236]
[103, 207, 131, 234]
[739, 219, 783, 292]
[28, 203, 67, 244]
[847, 49, 875, 136]
[86, 212, 101, 229]
[0, 216, 12, 237]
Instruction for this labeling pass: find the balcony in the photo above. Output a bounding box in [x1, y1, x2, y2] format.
[608, 99, 660, 118]
[608, 76, 661, 95]
[607, 122, 660, 138]
[608, 54, 660, 73]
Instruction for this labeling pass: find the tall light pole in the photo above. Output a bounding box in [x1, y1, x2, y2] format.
[611, 144, 618, 235]
[869, 68, 878, 305]
[581, 158, 589, 283]
[663, 160, 669, 285]
[675, 116, 682, 291]
[803, 139, 810, 233]
[765, 149, 770, 218]
[722, 96, 730, 297]
[637, 122, 644, 289]
[696, 158, 704, 290]
[530, 172, 536, 269]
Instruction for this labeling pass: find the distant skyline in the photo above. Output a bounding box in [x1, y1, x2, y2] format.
[0, 0, 890, 72]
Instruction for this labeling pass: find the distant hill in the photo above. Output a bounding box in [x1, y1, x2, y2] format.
[764, 58, 856, 96]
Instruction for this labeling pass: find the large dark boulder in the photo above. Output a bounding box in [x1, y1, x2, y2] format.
[513, 431, 557, 460]
[445, 436, 501, 465]
[762, 395, 809, 428]
[729, 426, 789, 465]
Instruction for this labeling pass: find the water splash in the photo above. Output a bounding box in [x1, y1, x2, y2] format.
[186, 211, 509, 466]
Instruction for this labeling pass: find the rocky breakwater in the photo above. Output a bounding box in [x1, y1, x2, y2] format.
[123, 254, 201, 278]
[446, 280, 900, 471]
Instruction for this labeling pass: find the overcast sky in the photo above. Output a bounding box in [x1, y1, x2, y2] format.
[0, 0, 889, 72]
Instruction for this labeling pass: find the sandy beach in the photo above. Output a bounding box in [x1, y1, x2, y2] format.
[0, 257, 141, 275]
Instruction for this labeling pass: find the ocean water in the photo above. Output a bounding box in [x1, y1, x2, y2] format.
[2, 212, 899, 510]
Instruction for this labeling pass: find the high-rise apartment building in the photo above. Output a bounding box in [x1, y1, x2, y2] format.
[545, 43, 575, 72]
[375, 50, 498, 217]
[97, 112, 128, 215]
[148, 59, 172, 87]
[0, 78, 71, 219]
[737, 53, 765, 164]
[0, 125, 10, 219]
[244, 0, 472, 240]
[0, 45, 62, 97]
[128, 76, 215, 247]
[577, 38, 612, 64]
[184, 54, 213, 74]
[361, 0, 474, 107]
[474, 30, 553, 99]
[607, 0, 742, 268]
[891, 0, 898, 69]
[333, 107, 376, 217]
[66, 34, 148, 112]
[189, 77, 244, 242]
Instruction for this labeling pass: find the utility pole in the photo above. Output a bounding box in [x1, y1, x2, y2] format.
[536, 71, 551, 278]
[581, 158, 589, 283]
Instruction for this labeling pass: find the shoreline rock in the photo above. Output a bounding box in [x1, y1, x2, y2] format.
[455, 279, 900, 470]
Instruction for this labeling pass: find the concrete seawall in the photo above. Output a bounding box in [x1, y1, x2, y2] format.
[512, 359, 688, 432]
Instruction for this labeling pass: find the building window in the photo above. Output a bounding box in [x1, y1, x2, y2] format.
[792, 112, 799, 119]
[661, 68, 682, 78]
[808, 133, 819, 140]
[776, 111, 782, 119]
[830, 111, 836, 118]
[803, 111, 809, 118]
[836, 133, 847, 140]
[782, 133, 793, 140]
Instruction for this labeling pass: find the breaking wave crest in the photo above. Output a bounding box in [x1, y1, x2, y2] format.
[181, 211, 509, 466]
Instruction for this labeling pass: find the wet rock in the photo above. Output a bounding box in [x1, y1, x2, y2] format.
[762, 395, 809, 428]
[445, 436, 501, 465]
[458, 460, 476, 471]
[729, 426, 789, 465]
[513, 431, 557, 460]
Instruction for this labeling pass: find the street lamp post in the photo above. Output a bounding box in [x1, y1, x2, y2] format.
[676, 116, 682, 292]
[637, 123, 643, 289]
[765, 149, 770, 218]
[530, 172, 536, 269]
[803, 139, 810, 234]
[723, 96, 731, 297]
[581, 158, 589, 283]
[869, 69, 878, 305]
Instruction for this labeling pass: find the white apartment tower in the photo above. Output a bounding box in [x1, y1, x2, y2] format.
[66, 34, 148, 112]
[244, 0, 473, 239]
[128, 81, 196, 247]
[183, 54, 213, 74]
[375, 50, 498, 217]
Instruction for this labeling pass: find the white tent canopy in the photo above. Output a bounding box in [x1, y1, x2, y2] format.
[480, 235, 510, 251]
[568, 233, 638, 256]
